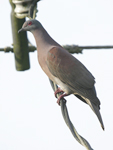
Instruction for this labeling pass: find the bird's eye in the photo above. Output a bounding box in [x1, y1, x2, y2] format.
[28, 21, 32, 25]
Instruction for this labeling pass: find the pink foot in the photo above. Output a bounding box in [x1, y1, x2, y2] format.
[54, 87, 64, 98]
[57, 93, 68, 105]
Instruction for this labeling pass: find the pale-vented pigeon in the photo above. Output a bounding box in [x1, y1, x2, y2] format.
[18, 19, 104, 130]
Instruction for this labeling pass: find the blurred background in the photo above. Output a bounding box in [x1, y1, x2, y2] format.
[0, 0, 113, 150]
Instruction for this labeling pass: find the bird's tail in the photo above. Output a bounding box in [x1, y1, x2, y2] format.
[87, 99, 104, 130]
[74, 94, 104, 130]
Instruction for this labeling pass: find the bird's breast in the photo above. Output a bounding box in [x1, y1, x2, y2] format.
[38, 53, 56, 81]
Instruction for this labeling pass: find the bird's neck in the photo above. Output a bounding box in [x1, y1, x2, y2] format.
[31, 28, 61, 80]
[32, 28, 60, 52]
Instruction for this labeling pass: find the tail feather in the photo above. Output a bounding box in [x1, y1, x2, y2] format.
[74, 94, 104, 130]
[85, 98, 104, 130]
[90, 102, 104, 130]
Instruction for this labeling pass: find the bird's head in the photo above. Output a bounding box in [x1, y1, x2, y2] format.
[18, 19, 42, 33]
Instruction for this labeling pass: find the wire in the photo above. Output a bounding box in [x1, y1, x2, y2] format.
[49, 79, 94, 150]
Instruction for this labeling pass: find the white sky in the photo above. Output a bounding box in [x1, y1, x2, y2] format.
[0, 0, 113, 150]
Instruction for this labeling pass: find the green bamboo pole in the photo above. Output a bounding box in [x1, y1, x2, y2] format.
[9, 0, 30, 71]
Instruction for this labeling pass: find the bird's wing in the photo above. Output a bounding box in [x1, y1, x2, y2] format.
[47, 47, 105, 130]
[46, 47, 95, 90]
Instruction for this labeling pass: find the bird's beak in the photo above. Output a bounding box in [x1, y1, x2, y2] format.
[18, 28, 24, 33]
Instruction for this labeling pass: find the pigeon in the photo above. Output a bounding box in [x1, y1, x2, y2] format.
[18, 19, 104, 130]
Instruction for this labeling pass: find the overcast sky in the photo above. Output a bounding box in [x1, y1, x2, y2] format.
[0, 0, 113, 150]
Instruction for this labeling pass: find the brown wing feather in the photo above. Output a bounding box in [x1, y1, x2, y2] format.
[46, 47, 104, 128]
[47, 47, 95, 89]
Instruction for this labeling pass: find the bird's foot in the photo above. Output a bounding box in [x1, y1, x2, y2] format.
[54, 87, 64, 98]
[54, 88, 67, 105]
[57, 93, 68, 105]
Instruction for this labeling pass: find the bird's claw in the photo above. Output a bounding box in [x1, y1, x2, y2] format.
[57, 99, 67, 106]
[54, 87, 64, 98]
[56, 93, 68, 106]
